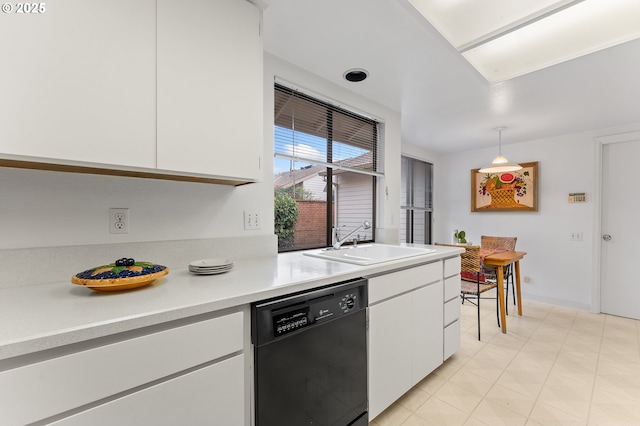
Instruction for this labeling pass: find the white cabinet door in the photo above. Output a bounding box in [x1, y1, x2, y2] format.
[368, 293, 412, 420]
[411, 283, 443, 385]
[369, 281, 443, 419]
[157, 0, 262, 181]
[0, 0, 156, 168]
[51, 354, 245, 426]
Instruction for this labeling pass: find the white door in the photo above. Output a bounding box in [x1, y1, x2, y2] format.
[601, 139, 640, 319]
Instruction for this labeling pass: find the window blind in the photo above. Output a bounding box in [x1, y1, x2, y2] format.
[401, 156, 433, 244]
[274, 84, 381, 177]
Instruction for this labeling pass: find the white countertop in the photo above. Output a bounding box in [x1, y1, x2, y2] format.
[0, 245, 462, 361]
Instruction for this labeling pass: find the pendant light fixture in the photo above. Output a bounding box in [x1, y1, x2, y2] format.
[479, 127, 522, 173]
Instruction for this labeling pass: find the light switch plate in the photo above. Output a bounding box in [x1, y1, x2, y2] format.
[244, 211, 260, 230]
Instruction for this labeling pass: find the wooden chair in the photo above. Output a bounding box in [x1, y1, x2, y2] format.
[436, 243, 499, 340]
[481, 236, 517, 314]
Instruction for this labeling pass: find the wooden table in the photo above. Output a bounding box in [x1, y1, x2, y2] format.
[482, 250, 527, 333]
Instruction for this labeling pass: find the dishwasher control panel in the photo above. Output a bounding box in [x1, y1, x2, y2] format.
[252, 278, 368, 345]
[273, 308, 310, 336]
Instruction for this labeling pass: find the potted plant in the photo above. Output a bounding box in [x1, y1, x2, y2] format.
[455, 230, 467, 244]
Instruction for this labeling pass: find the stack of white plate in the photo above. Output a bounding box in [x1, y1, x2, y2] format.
[188, 258, 234, 275]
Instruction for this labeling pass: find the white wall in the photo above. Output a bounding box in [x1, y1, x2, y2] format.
[0, 166, 275, 250]
[428, 123, 640, 311]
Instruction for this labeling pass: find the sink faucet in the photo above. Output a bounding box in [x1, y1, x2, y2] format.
[332, 220, 371, 250]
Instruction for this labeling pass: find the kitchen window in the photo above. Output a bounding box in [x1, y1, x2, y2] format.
[400, 156, 433, 244]
[274, 84, 381, 252]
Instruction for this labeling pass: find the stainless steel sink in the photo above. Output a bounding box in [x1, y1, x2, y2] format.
[303, 244, 435, 265]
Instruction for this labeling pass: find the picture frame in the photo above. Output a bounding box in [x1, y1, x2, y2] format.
[471, 161, 538, 212]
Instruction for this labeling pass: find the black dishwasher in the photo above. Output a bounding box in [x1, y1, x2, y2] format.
[252, 278, 368, 426]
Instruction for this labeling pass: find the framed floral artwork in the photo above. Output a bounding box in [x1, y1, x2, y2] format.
[471, 161, 538, 212]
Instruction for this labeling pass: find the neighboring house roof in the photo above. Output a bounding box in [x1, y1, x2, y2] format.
[274, 164, 324, 189]
[274, 151, 375, 188]
[335, 150, 374, 171]
[319, 151, 375, 176]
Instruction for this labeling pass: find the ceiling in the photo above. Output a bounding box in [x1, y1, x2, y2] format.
[261, 0, 640, 153]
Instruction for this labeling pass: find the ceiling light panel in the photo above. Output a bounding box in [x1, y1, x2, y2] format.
[407, 0, 578, 49]
[408, 0, 640, 83]
[462, 0, 640, 82]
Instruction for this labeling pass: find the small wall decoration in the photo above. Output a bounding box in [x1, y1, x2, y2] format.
[471, 161, 538, 212]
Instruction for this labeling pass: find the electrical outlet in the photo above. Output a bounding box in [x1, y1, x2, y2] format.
[110, 208, 129, 234]
[570, 232, 583, 241]
[244, 211, 260, 230]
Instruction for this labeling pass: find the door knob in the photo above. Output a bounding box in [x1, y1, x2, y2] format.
[602, 234, 612, 241]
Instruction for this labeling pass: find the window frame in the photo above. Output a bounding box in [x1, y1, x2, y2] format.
[400, 156, 433, 244]
[274, 84, 380, 252]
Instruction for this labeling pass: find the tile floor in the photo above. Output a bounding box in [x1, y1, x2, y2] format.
[370, 291, 640, 426]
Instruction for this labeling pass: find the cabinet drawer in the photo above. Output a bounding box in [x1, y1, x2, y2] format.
[444, 320, 460, 360]
[444, 275, 461, 302]
[444, 298, 461, 326]
[51, 354, 245, 426]
[368, 262, 441, 304]
[0, 311, 243, 425]
[444, 256, 461, 278]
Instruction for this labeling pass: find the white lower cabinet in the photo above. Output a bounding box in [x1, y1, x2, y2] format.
[443, 257, 462, 360]
[368, 263, 444, 420]
[0, 310, 246, 426]
[51, 354, 245, 426]
[444, 320, 461, 360]
[444, 297, 461, 326]
[369, 291, 412, 418]
[411, 285, 445, 384]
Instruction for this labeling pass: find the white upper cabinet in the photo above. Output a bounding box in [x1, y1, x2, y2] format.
[1, 0, 263, 185]
[0, 0, 157, 168]
[157, 0, 263, 181]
